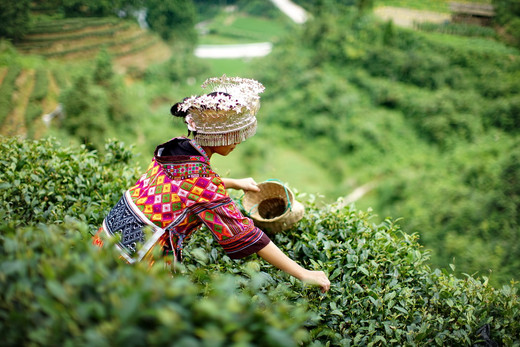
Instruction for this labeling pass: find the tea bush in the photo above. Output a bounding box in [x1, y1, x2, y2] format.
[284, 205, 519, 345]
[0, 65, 22, 125]
[0, 136, 139, 229]
[415, 22, 498, 39]
[1, 137, 518, 346]
[0, 222, 311, 347]
[26, 18, 120, 35]
[30, 69, 49, 102]
[24, 103, 42, 138]
[375, 135, 520, 286]
[0, 136, 312, 346]
[187, 203, 520, 346]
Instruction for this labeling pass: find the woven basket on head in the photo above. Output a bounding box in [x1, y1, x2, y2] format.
[242, 180, 304, 234]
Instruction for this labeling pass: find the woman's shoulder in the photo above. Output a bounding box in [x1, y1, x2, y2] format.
[155, 137, 198, 158]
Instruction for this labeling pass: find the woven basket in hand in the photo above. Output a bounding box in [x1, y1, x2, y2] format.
[242, 180, 304, 234]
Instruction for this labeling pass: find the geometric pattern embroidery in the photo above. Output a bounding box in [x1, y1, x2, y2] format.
[103, 137, 269, 263]
[129, 159, 226, 229]
[103, 194, 147, 256]
[163, 159, 214, 180]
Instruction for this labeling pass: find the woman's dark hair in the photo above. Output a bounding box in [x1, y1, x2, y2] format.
[170, 102, 188, 119]
[208, 91, 231, 97]
[170, 98, 192, 136]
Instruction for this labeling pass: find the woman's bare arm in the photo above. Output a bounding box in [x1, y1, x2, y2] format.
[257, 241, 331, 293]
[222, 177, 260, 192]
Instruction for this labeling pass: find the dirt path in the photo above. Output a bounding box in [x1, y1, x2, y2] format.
[338, 181, 377, 207]
[114, 40, 172, 74]
[270, 0, 307, 24]
[33, 70, 59, 139]
[374, 6, 451, 28]
[0, 67, 7, 87]
[3, 69, 35, 137]
[195, 42, 273, 58]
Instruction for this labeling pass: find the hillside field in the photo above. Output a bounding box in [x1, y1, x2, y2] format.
[0, 17, 171, 139]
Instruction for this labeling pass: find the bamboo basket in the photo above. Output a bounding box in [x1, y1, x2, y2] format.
[242, 180, 304, 234]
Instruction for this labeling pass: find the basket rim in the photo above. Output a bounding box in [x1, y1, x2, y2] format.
[242, 181, 296, 222]
[252, 200, 305, 233]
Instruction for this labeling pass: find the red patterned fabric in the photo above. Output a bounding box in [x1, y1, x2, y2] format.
[98, 137, 270, 263]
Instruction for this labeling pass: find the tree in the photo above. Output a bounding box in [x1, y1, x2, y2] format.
[357, 0, 374, 13]
[146, 0, 197, 44]
[93, 48, 115, 86]
[0, 0, 31, 41]
[492, 0, 520, 47]
[61, 0, 122, 17]
[60, 74, 110, 149]
[493, 0, 520, 25]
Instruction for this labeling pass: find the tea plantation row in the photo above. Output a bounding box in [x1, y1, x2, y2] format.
[1, 136, 518, 346]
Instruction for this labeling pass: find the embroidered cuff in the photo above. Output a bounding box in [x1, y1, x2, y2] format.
[221, 227, 271, 259]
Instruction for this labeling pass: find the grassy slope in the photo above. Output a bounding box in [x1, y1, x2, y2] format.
[3, 2, 511, 197]
[198, 8, 294, 44]
[131, 2, 513, 205]
[2, 3, 509, 202]
[374, 0, 492, 12]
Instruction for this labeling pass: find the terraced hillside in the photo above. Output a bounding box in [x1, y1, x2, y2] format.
[17, 17, 171, 69]
[0, 65, 62, 139]
[1, 17, 171, 139]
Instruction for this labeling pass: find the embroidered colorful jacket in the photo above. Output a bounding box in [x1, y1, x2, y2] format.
[96, 137, 270, 263]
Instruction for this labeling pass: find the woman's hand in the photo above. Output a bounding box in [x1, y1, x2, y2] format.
[300, 270, 331, 293]
[235, 177, 260, 192]
[222, 177, 260, 192]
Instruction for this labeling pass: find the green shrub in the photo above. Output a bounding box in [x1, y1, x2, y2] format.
[144, 48, 210, 84]
[0, 221, 311, 347]
[0, 66, 22, 126]
[493, 0, 520, 48]
[0, 136, 138, 229]
[484, 94, 520, 132]
[374, 135, 520, 286]
[52, 68, 69, 89]
[237, 0, 281, 19]
[362, 46, 455, 90]
[30, 69, 49, 102]
[24, 103, 42, 138]
[145, 0, 197, 43]
[23, 23, 130, 43]
[254, 6, 520, 290]
[27, 17, 120, 34]
[415, 22, 497, 39]
[23, 69, 49, 137]
[59, 74, 111, 149]
[0, 0, 31, 41]
[350, 72, 484, 146]
[273, 205, 520, 345]
[184, 202, 520, 346]
[0, 137, 519, 345]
